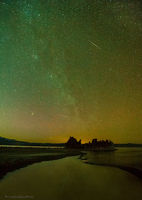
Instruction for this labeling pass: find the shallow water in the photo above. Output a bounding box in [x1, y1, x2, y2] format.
[84, 147, 142, 170]
[0, 156, 142, 200]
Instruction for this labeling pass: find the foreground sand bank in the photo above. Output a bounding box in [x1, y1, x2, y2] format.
[0, 147, 80, 180]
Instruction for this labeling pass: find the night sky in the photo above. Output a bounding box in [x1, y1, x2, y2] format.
[0, 0, 142, 143]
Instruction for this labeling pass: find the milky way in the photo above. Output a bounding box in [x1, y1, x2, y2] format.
[0, 0, 142, 143]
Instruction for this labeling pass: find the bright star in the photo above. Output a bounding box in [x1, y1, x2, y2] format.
[31, 112, 34, 116]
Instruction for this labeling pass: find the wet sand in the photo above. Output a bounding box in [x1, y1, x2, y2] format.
[0, 147, 80, 180]
[1, 147, 142, 182]
[0, 156, 142, 200]
[81, 148, 142, 179]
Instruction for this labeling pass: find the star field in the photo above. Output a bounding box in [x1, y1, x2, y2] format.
[0, 0, 142, 143]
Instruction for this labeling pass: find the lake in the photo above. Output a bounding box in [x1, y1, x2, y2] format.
[0, 148, 142, 200]
[83, 147, 142, 170]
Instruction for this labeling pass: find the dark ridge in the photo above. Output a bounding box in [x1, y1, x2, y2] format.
[114, 143, 142, 147]
[0, 136, 65, 147]
[1, 136, 142, 148]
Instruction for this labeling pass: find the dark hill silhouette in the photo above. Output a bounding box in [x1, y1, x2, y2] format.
[0, 136, 64, 147]
[115, 143, 142, 147]
[0, 136, 142, 148]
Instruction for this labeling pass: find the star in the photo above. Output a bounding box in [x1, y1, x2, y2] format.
[32, 54, 38, 60]
[31, 112, 35, 116]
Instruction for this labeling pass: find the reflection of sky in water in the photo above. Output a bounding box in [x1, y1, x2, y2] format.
[0, 156, 142, 200]
[85, 147, 142, 170]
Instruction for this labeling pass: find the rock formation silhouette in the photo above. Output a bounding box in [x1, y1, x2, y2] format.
[66, 136, 114, 151]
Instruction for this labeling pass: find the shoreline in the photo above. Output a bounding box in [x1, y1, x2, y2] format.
[84, 161, 142, 179]
[79, 151, 142, 180]
[1, 147, 142, 181]
[0, 147, 80, 180]
[0, 155, 142, 200]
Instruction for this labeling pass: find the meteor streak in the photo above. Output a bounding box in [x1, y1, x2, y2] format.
[88, 40, 101, 50]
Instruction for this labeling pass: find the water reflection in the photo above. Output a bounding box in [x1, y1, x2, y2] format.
[0, 156, 142, 200]
[84, 148, 142, 170]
